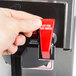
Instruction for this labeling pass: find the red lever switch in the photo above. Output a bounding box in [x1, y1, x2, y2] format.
[40, 19, 55, 59]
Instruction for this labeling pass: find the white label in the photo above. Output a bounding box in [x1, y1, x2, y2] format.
[40, 24, 52, 30]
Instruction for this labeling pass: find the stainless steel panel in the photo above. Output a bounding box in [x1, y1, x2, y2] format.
[22, 48, 73, 76]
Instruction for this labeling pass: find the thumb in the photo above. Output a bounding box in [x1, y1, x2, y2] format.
[16, 19, 42, 33]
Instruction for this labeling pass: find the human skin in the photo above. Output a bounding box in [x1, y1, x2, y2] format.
[0, 8, 42, 57]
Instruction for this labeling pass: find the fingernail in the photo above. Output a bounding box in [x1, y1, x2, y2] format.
[33, 19, 42, 27]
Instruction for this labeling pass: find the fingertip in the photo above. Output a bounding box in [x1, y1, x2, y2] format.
[33, 19, 42, 28]
[15, 35, 26, 46]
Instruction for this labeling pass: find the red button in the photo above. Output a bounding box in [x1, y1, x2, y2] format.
[40, 19, 55, 59]
[32, 31, 37, 39]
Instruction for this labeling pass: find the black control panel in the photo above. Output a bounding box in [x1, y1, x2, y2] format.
[0, 1, 66, 48]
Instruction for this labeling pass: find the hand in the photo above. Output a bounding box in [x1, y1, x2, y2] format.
[0, 8, 42, 57]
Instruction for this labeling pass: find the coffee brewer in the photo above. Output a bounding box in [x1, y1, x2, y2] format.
[0, 0, 75, 76]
